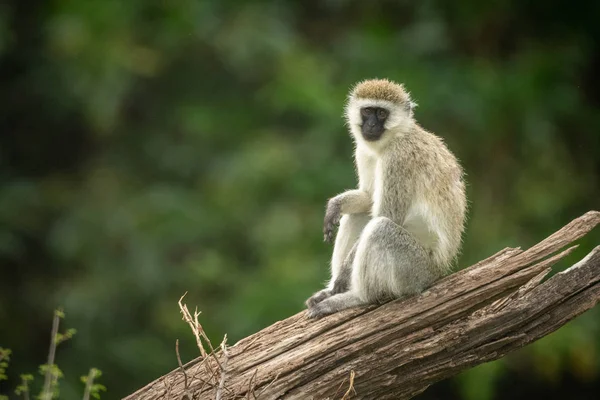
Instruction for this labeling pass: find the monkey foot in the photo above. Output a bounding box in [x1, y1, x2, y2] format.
[305, 289, 332, 308]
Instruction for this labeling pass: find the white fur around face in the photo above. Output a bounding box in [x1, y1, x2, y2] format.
[345, 98, 414, 153]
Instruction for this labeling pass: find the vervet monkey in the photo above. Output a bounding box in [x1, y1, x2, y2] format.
[306, 79, 467, 318]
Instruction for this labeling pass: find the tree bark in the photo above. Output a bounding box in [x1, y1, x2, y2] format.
[124, 211, 600, 400]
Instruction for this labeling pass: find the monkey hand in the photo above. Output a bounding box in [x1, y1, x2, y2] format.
[323, 198, 342, 243]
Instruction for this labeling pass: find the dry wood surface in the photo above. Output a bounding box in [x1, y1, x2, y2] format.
[124, 211, 600, 400]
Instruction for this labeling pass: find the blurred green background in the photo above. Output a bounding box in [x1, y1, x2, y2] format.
[1, 0, 599, 399]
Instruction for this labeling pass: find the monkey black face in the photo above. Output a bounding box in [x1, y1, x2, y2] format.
[360, 107, 388, 141]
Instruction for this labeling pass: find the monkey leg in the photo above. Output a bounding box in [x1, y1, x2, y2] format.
[305, 241, 359, 308]
[330, 213, 370, 286]
[305, 213, 370, 309]
[331, 241, 358, 294]
[352, 216, 438, 302]
[307, 217, 437, 318]
[306, 291, 365, 319]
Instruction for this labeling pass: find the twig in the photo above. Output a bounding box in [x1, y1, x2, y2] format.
[198, 362, 219, 393]
[196, 346, 235, 397]
[333, 375, 348, 400]
[162, 377, 173, 400]
[215, 336, 229, 400]
[178, 294, 208, 358]
[191, 365, 217, 392]
[175, 339, 192, 400]
[41, 310, 61, 400]
[82, 369, 95, 400]
[178, 295, 226, 379]
[341, 370, 356, 400]
[178, 293, 221, 390]
[246, 369, 258, 400]
[197, 306, 223, 367]
[20, 375, 31, 400]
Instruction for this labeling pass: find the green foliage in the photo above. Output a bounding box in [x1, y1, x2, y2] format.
[0, 348, 11, 382]
[1, 312, 104, 400]
[80, 369, 106, 400]
[35, 310, 79, 400]
[55, 330, 77, 347]
[15, 374, 33, 398]
[0, 0, 599, 399]
[38, 364, 64, 399]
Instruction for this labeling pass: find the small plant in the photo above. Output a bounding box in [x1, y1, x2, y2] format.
[1, 309, 105, 400]
[15, 374, 33, 400]
[38, 309, 76, 400]
[0, 347, 12, 400]
[81, 368, 106, 400]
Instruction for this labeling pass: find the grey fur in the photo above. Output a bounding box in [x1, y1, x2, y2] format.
[306, 79, 466, 318]
[331, 241, 358, 294]
[308, 217, 435, 317]
[323, 190, 371, 243]
[305, 239, 359, 309]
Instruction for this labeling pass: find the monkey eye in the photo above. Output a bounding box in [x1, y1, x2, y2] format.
[361, 108, 373, 117]
[377, 109, 388, 120]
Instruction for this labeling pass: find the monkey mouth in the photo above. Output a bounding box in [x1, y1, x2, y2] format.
[361, 127, 384, 141]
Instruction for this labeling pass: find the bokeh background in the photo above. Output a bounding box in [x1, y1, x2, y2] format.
[1, 0, 600, 399]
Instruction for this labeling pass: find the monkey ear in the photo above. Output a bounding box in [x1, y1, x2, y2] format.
[405, 100, 418, 115]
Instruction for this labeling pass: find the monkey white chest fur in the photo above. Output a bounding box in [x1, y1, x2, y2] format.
[358, 144, 437, 252]
[306, 78, 466, 318]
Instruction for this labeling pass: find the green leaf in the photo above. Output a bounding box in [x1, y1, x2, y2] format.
[21, 374, 34, 381]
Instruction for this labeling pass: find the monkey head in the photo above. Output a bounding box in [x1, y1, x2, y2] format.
[345, 78, 417, 147]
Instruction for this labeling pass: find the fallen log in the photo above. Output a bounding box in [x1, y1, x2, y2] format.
[124, 211, 600, 400]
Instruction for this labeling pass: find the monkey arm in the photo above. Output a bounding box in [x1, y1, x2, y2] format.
[334, 190, 372, 214]
[323, 190, 371, 243]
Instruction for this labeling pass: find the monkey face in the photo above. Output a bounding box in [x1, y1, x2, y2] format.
[360, 107, 389, 141]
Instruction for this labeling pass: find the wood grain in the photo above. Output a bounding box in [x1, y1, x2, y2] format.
[124, 211, 600, 400]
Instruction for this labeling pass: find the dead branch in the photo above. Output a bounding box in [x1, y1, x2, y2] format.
[175, 339, 192, 400]
[125, 211, 600, 400]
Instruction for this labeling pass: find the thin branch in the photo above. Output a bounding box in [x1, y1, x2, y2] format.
[82, 369, 95, 400]
[175, 339, 192, 400]
[178, 294, 208, 359]
[333, 375, 348, 400]
[215, 336, 229, 400]
[41, 310, 61, 400]
[162, 377, 173, 400]
[246, 369, 258, 400]
[341, 370, 356, 400]
[20, 375, 31, 400]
